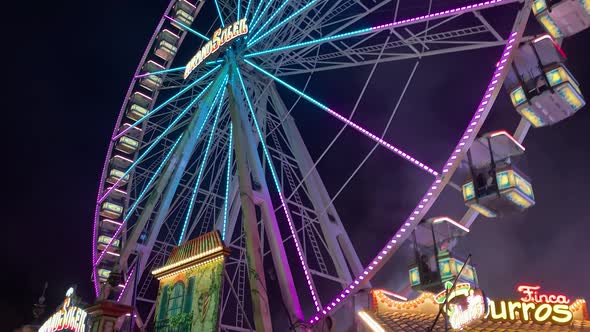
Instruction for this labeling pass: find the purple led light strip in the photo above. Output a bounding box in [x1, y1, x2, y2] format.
[245, 0, 520, 58]
[117, 266, 135, 302]
[244, 60, 438, 177]
[235, 66, 320, 312]
[92, 0, 178, 296]
[309, 27, 524, 324]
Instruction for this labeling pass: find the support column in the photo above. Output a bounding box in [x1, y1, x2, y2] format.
[269, 84, 365, 283]
[228, 83, 273, 332]
[229, 68, 304, 325]
[118, 68, 229, 296]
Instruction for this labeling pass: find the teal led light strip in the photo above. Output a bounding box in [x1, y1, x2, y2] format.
[178, 77, 228, 244]
[214, 0, 225, 27]
[248, 0, 289, 42]
[99, 82, 214, 203]
[94, 134, 183, 266]
[114, 65, 221, 141]
[246, 0, 515, 57]
[222, 123, 233, 241]
[249, 0, 265, 28]
[245, 59, 439, 176]
[249, 0, 274, 33]
[235, 66, 320, 311]
[247, 0, 319, 48]
[164, 15, 210, 41]
[244, 0, 254, 22]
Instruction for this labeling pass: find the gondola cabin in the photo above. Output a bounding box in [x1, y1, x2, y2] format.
[97, 268, 111, 283]
[126, 92, 152, 122]
[172, 0, 197, 29]
[532, 0, 590, 38]
[462, 131, 535, 218]
[408, 218, 476, 293]
[139, 60, 165, 91]
[155, 29, 179, 61]
[505, 35, 585, 127]
[409, 250, 478, 293]
[99, 201, 124, 219]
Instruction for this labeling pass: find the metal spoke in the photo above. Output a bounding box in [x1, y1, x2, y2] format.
[246, 59, 439, 176]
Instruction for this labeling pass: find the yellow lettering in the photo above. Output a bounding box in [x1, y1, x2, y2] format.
[508, 301, 521, 320]
[489, 300, 508, 320]
[533, 303, 552, 323]
[241, 18, 249, 34]
[232, 22, 240, 38]
[212, 28, 221, 51]
[521, 302, 536, 321]
[551, 304, 573, 325]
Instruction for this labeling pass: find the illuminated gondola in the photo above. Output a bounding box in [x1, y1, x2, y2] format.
[505, 34, 585, 127]
[462, 131, 534, 218]
[532, 0, 590, 38]
[408, 217, 477, 293]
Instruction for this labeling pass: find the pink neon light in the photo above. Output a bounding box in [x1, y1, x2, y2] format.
[113, 155, 134, 164]
[432, 216, 470, 233]
[532, 34, 567, 59]
[489, 130, 526, 151]
[106, 187, 128, 196]
[310, 29, 521, 325]
[103, 219, 123, 226]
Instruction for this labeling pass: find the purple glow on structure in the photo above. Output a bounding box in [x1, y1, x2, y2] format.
[117, 266, 135, 302]
[322, 106, 439, 176]
[92, 6, 174, 295]
[244, 60, 438, 177]
[245, 0, 518, 59]
[368, 0, 512, 31]
[309, 30, 521, 324]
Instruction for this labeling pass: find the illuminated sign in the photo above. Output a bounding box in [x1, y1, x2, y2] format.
[434, 282, 486, 330]
[487, 284, 574, 325]
[183, 19, 248, 79]
[39, 288, 88, 332]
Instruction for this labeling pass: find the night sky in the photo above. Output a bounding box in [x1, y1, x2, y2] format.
[4, 0, 590, 330]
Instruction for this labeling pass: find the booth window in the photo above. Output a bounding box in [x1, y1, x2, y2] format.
[167, 282, 185, 317]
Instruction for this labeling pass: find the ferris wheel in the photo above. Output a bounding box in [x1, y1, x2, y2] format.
[90, 0, 587, 329]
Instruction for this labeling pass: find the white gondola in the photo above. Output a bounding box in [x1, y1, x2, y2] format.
[139, 60, 165, 91]
[505, 35, 585, 127]
[532, 0, 590, 38]
[462, 131, 535, 218]
[172, 0, 197, 29]
[126, 92, 152, 121]
[155, 29, 180, 61]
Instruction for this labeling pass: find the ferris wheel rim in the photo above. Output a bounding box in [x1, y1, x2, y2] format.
[91, 0, 534, 327]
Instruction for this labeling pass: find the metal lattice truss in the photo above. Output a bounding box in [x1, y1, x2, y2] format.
[91, 0, 535, 329]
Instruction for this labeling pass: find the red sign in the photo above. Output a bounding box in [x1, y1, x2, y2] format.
[517, 284, 571, 304]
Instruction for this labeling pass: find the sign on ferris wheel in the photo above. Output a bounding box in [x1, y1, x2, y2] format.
[183, 18, 249, 79]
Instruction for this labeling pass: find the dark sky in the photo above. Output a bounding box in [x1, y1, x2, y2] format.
[3, 0, 590, 330]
